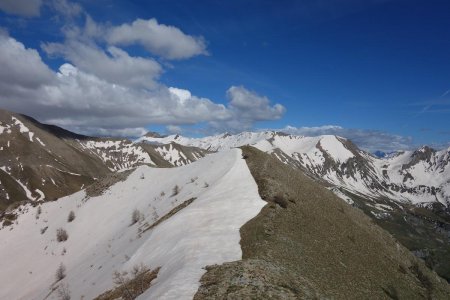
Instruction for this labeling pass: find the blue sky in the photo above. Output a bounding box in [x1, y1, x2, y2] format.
[0, 0, 449, 151]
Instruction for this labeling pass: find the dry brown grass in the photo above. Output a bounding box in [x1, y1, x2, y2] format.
[94, 265, 160, 300]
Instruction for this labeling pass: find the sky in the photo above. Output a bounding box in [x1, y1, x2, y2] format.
[0, 0, 449, 152]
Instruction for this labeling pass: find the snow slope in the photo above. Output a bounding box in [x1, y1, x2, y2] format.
[0, 149, 265, 300]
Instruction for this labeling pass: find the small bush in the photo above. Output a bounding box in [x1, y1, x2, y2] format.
[2, 219, 13, 227]
[57, 283, 71, 300]
[67, 211, 75, 222]
[36, 206, 42, 219]
[171, 185, 180, 196]
[203, 182, 209, 188]
[55, 263, 66, 281]
[56, 228, 68, 242]
[273, 193, 288, 209]
[131, 209, 142, 225]
[40, 226, 48, 234]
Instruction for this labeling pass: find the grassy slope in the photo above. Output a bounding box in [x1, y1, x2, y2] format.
[194, 146, 450, 299]
[340, 189, 450, 283]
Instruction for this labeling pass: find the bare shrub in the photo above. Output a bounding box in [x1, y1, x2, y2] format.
[131, 209, 143, 225]
[67, 211, 75, 222]
[56, 228, 68, 242]
[36, 206, 42, 219]
[2, 219, 13, 227]
[40, 226, 48, 234]
[203, 182, 209, 188]
[171, 185, 180, 196]
[57, 283, 71, 300]
[113, 270, 133, 300]
[55, 263, 66, 281]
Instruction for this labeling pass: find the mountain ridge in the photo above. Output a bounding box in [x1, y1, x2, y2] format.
[138, 130, 450, 208]
[0, 109, 209, 209]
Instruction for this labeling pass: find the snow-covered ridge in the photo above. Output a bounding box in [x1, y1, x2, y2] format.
[77, 139, 155, 171]
[0, 149, 265, 300]
[138, 131, 450, 207]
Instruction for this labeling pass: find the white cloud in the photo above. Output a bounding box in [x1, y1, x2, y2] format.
[107, 18, 208, 60]
[0, 61, 232, 135]
[43, 40, 162, 89]
[0, 0, 42, 17]
[70, 126, 149, 138]
[213, 86, 286, 131]
[281, 125, 413, 152]
[166, 125, 183, 134]
[227, 86, 285, 120]
[51, 0, 82, 18]
[168, 87, 192, 102]
[0, 33, 54, 90]
[0, 36, 225, 136]
[40, 15, 207, 89]
[0, 26, 284, 138]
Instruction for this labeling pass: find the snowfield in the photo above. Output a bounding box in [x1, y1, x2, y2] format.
[0, 149, 265, 300]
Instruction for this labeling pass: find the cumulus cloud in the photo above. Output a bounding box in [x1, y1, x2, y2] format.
[0, 33, 54, 92]
[0, 61, 229, 135]
[0, 34, 274, 136]
[206, 86, 286, 132]
[0, 12, 284, 138]
[227, 86, 285, 120]
[107, 18, 208, 60]
[166, 125, 183, 134]
[43, 40, 162, 89]
[41, 15, 209, 89]
[40, 64, 231, 128]
[281, 125, 413, 152]
[0, 0, 42, 17]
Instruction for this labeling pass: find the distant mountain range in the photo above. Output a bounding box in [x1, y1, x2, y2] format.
[1, 108, 449, 298]
[138, 131, 450, 208]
